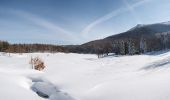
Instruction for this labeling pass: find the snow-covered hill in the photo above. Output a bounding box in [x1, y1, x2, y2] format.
[1, 51, 170, 100]
[129, 21, 170, 33]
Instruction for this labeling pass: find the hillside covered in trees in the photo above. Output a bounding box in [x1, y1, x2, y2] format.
[67, 22, 170, 55]
[1, 21, 170, 55]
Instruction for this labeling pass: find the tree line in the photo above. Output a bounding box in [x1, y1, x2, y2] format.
[67, 32, 170, 56]
[0, 41, 68, 53]
[1, 31, 170, 55]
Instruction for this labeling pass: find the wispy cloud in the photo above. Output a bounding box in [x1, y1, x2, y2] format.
[10, 10, 76, 40]
[123, 0, 142, 24]
[81, 0, 152, 35]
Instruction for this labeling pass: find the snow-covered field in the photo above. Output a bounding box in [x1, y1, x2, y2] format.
[1, 51, 170, 100]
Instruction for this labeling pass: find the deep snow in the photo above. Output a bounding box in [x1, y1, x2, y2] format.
[1, 51, 170, 100]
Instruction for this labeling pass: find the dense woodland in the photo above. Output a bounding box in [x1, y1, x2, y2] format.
[1, 24, 170, 55]
[0, 41, 68, 53]
[67, 27, 170, 55]
[1, 31, 170, 55]
[0, 33, 169, 55]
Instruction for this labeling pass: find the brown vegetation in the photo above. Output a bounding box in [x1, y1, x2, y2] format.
[0, 41, 68, 53]
[1, 24, 170, 55]
[29, 57, 46, 71]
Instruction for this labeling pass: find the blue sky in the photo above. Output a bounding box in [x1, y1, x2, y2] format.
[0, 0, 170, 44]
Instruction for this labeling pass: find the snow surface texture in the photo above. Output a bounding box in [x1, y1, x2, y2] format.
[1, 51, 170, 100]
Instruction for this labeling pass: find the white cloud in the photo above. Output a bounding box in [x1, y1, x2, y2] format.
[123, 0, 142, 24]
[10, 10, 76, 40]
[81, 0, 152, 36]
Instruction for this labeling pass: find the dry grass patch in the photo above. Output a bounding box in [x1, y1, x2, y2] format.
[29, 57, 46, 71]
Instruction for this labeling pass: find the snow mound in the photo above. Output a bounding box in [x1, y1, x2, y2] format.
[2, 52, 170, 100]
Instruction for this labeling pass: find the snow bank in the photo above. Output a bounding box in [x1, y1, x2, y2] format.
[1, 52, 170, 100]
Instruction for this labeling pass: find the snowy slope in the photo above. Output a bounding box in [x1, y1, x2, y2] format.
[1, 51, 170, 100]
[129, 21, 170, 33]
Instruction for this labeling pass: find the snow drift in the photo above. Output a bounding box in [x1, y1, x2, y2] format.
[1, 51, 170, 100]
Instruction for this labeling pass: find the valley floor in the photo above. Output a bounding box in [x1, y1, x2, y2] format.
[1, 51, 170, 100]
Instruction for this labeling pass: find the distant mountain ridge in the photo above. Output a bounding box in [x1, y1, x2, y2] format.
[107, 21, 170, 38]
[67, 21, 170, 54]
[1, 21, 170, 54]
